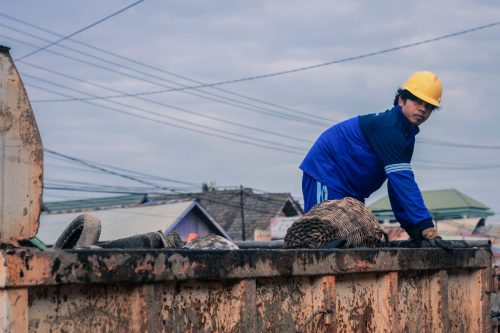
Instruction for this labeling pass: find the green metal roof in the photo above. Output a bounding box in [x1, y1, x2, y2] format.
[42, 194, 147, 213]
[368, 189, 491, 212]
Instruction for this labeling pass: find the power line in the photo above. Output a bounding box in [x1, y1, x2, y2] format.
[44, 149, 301, 212]
[21, 20, 500, 100]
[44, 181, 182, 195]
[0, 11, 335, 124]
[28, 69, 500, 154]
[26, 82, 306, 155]
[44, 186, 146, 196]
[5, 27, 499, 151]
[415, 164, 500, 170]
[0, 31, 327, 129]
[417, 138, 500, 150]
[23, 70, 310, 152]
[45, 149, 183, 194]
[44, 149, 289, 215]
[29, 77, 500, 162]
[19, 61, 314, 143]
[0, 22, 331, 126]
[413, 158, 500, 169]
[46, 155, 199, 186]
[45, 163, 111, 176]
[15, 0, 144, 61]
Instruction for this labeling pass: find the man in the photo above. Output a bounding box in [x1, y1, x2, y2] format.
[300, 71, 442, 240]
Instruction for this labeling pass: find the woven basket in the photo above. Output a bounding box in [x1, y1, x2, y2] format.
[284, 197, 388, 249]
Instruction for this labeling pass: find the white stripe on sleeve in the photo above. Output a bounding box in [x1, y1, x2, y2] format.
[384, 163, 412, 174]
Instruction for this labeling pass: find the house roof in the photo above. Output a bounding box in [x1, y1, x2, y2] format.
[40, 188, 303, 241]
[38, 200, 229, 244]
[152, 188, 303, 240]
[369, 189, 492, 212]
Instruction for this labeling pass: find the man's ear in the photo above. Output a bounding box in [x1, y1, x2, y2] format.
[398, 96, 405, 107]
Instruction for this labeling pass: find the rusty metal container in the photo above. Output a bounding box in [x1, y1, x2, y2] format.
[0, 244, 495, 332]
[0, 46, 496, 332]
[0, 46, 43, 245]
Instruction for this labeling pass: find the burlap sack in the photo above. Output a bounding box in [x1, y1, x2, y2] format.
[284, 197, 388, 249]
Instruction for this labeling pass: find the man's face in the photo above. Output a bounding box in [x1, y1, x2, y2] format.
[399, 96, 435, 126]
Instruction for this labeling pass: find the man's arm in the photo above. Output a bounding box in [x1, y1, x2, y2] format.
[386, 168, 438, 239]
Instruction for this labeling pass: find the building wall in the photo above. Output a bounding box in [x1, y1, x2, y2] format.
[171, 209, 220, 240]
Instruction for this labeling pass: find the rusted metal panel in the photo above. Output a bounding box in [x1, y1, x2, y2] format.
[0, 288, 28, 333]
[28, 284, 145, 332]
[255, 276, 335, 333]
[0, 46, 43, 244]
[0, 247, 492, 288]
[0, 246, 492, 332]
[160, 279, 253, 332]
[448, 270, 487, 333]
[334, 272, 398, 333]
[28, 280, 254, 333]
[396, 270, 449, 333]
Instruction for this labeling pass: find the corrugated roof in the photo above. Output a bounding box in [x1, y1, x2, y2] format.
[369, 189, 491, 212]
[38, 200, 228, 244]
[42, 194, 147, 213]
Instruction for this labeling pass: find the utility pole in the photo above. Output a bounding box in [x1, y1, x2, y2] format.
[240, 185, 246, 241]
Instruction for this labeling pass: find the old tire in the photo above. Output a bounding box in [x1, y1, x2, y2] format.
[54, 214, 101, 249]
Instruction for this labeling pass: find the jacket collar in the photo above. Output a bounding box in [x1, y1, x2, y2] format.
[393, 105, 420, 136]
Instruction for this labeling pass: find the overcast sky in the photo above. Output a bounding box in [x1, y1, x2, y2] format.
[2, 1, 500, 222]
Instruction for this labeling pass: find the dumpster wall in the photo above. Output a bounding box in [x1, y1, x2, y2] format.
[0, 246, 494, 333]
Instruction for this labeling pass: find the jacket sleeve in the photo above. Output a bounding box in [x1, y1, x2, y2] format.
[367, 126, 434, 232]
[386, 167, 434, 231]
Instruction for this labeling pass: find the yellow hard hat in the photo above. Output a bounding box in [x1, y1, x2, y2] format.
[402, 71, 442, 107]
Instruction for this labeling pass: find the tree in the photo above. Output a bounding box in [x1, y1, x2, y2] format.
[202, 181, 217, 192]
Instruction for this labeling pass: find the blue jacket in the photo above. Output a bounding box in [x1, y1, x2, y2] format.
[299, 106, 433, 232]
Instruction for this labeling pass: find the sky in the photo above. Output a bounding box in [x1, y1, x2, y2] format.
[1, 1, 500, 222]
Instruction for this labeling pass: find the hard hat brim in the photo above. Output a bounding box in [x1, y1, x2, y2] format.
[403, 83, 441, 107]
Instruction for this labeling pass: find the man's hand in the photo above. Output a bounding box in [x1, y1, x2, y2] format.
[422, 227, 442, 239]
[422, 227, 454, 251]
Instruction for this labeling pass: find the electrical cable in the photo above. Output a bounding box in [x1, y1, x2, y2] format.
[23, 72, 308, 152]
[417, 138, 500, 150]
[27, 82, 306, 155]
[14, 0, 144, 61]
[45, 148, 294, 216]
[19, 61, 315, 143]
[0, 26, 330, 127]
[21, 20, 500, 99]
[4, 30, 498, 150]
[45, 149, 184, 193]
[46, 155, 199, 186]
[44, 149, 295, 215]
[0, 12, 336, 124]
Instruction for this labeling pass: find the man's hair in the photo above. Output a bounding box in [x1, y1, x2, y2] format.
[393, 88, 439, 111]
[393, 88, 415, 106]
